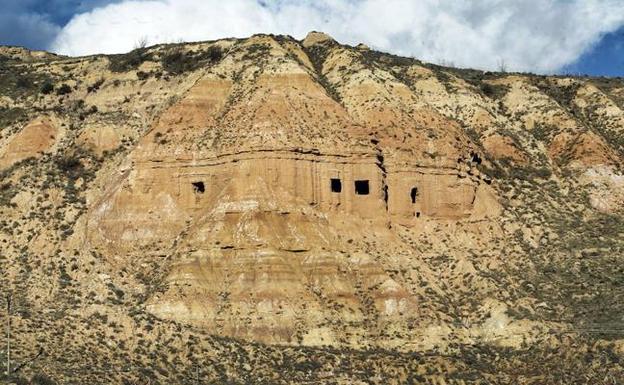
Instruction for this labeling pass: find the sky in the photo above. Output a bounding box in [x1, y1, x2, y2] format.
[0, 0, 623, 76]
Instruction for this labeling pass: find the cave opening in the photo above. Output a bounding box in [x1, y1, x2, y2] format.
[192, 181, 205, 194]
[355, 180, 369, 195]
[410, 187, 418, 204]
[331, 178, 342, 193]
[471, 152, 482, 164]
[383, 184, 388, 204]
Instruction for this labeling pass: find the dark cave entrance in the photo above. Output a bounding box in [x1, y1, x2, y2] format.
[410, 187, 418, 204]
[411, 187, 420, 218]
[331, 178, 342, 193]
[192, 181, 205, 194]
[355, 180, 369, 195]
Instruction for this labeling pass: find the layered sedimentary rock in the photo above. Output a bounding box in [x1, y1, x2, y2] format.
[81, 33, 500, 345]
[0, 115, 60, 169]
[2, 31, 624, 383]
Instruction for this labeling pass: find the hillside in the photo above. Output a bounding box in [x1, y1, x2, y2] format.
[1, 32, 623, 384]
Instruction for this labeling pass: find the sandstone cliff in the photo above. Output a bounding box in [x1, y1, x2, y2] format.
[1, 32, 623, 384]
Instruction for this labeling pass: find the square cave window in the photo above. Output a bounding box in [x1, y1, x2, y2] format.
[331, 178, 342, 193]
[354, 180, 369, 195]
[192, 181, 205, 194]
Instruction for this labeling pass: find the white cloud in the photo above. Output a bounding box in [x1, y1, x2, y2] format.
[50, 0, 624, 73]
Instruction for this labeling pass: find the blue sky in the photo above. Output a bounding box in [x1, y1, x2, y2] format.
[1, 0, 623, 76]
[563, 27, 624, 77]
[0, 0, 119, 50]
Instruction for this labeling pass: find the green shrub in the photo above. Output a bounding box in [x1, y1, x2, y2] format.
[480, 82, 509, 99]
[56, 155, 83, 178]
[136, 71, 150, 80]
[56, 83, 72, 95]
[161, 45, 223, 75]
[205, 45, 223, 62]
[16, 76, 31, 89]
[0, 106, 26, 127]
[40, 81, 54, 94]
[31, 373, 57, 385]
[87, 78, 104, 93]
[161, 49, 188, 74]
[108, 47, 150, 72]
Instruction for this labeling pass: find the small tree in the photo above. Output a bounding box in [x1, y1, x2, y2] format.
[134, 36, 149, 50]
[497, 58, 508, 73]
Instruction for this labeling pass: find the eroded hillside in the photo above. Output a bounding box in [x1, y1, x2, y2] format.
[1, 32, 623, 384]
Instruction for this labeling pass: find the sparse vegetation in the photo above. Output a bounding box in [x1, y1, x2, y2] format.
[0, 106, 26, 128]
[1, 34, 623, 385]
[55, 83, 72, 95]
[302, 41, 342, 103]
[161, 45, 223, 75]
[108, 47, 152, 73]
[87, 78, 104, 93]
[0, 64, 53, 98]
[479, 82, 509, 99]
[40, 80, 54, 94]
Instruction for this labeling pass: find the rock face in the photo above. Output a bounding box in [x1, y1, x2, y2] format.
[1, 32, 624, 383]
[80, 34, 500, 345]
[0, 116, 60, 169]
[88, 35, 494, 248]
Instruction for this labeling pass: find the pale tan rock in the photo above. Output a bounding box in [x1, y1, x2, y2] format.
[582, 166, 624, 213]
[3, 33, 623, 364]
[0, 115, 60, 169]
[470, 184, 503, 220]
[483, 134, 528, 164]
[77, 124, 121, 155]
[302, 31, 335, 48]
[74, 35, 507, 347]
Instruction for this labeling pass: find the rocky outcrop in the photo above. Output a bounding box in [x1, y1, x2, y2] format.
[1, 32, 623, 381]
[78, 33, 502, 346]
[0, 115, 61, 169]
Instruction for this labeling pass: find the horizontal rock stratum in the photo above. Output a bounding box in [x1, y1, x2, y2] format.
[1, 32, 623, 384]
